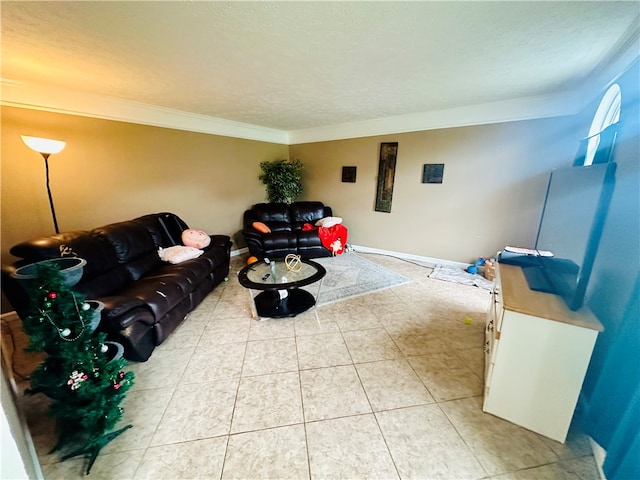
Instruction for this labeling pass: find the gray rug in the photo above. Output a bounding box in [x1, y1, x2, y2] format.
[429, 265, 493, 290]
[302, 253, 410, 306]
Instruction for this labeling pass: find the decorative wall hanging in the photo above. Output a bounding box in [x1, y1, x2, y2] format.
[374, 142, 398, 213]
[422, 163, 445, 184]
[341, 166, 357, 183]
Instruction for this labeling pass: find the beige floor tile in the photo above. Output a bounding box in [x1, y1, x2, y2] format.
[296, 332, 352, 369]
[181, 342, 246, 383]
[300, 365, 371, 422]
[223, 424, 309, 479]
[488, 456, 601, 480]
[127, 347, 193, 391]
[41, 449, 145, 480]
[376, 404, 487, 479]
[408, 351, 484, 401]
[134, 437, 227, 480]
[388, 329, 451, 356]
[541, 426, 595, 459]
[306, 414, 398, 480]
[150, 379, 239, 446]
[242, 337, 298, 376]
[356, 358, 435, 411]
[440, 397, 559, 476]
[248, 316, 296, 340]
[198, 317, 251, 345]
[102, 387, 174, 454]
[294, 311, 340, 335]
[156, 317, 208, 350]
[455, 346, 485, 380]
[342, 328, 402, 363]
[231, 371, 303, 433]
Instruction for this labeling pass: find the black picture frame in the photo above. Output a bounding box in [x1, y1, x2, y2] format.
[375, 142, 398, 213]
[422, 163, 444, 184]
[342, 166, 357, 183]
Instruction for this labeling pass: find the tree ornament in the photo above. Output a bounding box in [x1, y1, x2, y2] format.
[100, 344, 109, 353]
[118, 371, 125, 379]
[81, 302, 91, 311]
[44, 301, 52, 308]
[60, 328, 71, 337]
[67, 370, 88, 390]
[47, 291, 58, 300]
[113, 383, 121, 390]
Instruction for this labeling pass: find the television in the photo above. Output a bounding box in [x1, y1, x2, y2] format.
[520, 162, 617, 311]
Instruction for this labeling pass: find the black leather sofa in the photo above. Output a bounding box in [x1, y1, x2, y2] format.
[242, 201, 336, 259]
[2, 213, 231, 362]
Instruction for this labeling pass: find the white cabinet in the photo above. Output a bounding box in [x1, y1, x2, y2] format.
[483, 263, 602, 443]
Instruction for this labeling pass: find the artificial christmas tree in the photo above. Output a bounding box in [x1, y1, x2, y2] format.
[14, 258, 134, 474]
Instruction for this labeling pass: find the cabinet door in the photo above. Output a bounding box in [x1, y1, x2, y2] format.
[483, 311, 598, 442]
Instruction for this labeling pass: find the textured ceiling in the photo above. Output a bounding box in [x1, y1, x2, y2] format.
[1, 1, 639, 131]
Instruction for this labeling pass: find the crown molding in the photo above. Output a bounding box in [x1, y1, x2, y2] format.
[0, 79, 289, 144]
[287, 93, 582, 144]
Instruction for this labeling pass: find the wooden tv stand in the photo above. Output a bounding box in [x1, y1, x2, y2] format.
[483, 263, 603, 443]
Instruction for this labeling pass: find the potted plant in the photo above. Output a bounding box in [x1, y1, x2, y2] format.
[258, 159, 304, 204]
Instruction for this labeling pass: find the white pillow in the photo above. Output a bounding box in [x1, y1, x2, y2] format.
[158, 246, 204, 264]
[315, 216, 343, 228]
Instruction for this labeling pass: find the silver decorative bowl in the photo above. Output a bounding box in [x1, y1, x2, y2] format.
[84, 300, 104, 333]
[12, 257, 87, 287]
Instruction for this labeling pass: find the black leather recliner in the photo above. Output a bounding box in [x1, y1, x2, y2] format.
[1, 213, 232, 362]
[242, 201, 335, 259]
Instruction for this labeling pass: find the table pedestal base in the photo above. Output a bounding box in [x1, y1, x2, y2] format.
[254, 289, 315, 318]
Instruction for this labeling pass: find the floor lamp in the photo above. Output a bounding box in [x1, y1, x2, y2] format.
[21, 135, 67, 234]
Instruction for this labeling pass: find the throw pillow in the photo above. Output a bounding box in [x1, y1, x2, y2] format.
[253, 221, 271, 233]
[181, 228, 211, 249]
[315, 216, 343, 228]
[158, 246, 204, 264]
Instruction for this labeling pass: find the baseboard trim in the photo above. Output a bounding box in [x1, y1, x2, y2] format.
[231, 245, 468, 270]
[231, 247, 249, 257]
[350, 245, 469, 269]
[589, 437, 607, 480]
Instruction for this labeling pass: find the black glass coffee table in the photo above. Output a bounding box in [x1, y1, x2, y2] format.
[238, 258, 326, 319]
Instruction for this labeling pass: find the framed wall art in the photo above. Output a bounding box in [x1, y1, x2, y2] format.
[374, 142, 398, 213]
[342, 166, 357, 183]
[422, 163, 445, 184]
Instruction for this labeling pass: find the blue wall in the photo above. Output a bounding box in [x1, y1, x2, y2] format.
[579, 59, 640, 479]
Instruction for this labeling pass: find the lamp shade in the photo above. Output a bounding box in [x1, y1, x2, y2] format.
[21, 135, 66, 155]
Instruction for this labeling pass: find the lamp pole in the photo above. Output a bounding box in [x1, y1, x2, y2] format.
[42, 152, 60, 234]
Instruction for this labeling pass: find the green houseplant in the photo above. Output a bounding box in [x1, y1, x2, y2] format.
[259, 158, 304, 204]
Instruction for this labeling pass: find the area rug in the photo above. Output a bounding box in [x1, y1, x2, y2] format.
[429, 265, 493, 290]
[302, 253, 410, 306]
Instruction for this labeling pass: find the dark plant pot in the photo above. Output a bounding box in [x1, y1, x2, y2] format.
[12, 257, 87, 287]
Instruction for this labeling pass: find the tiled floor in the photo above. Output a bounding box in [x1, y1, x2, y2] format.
[17, 253, 600, 479]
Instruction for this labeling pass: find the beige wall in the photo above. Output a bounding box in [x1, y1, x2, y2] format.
[292, 116, 582, 263]
[2, 105, 582, 311]
[1, 106, 288, 262]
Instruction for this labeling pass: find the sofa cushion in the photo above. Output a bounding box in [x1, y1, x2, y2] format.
[253, 203, 292, 232]
[93, 221, 161, 281]
[158, 246, 203, 264]
[120, 276, 186, 321]
[291, 201, 326, 223]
